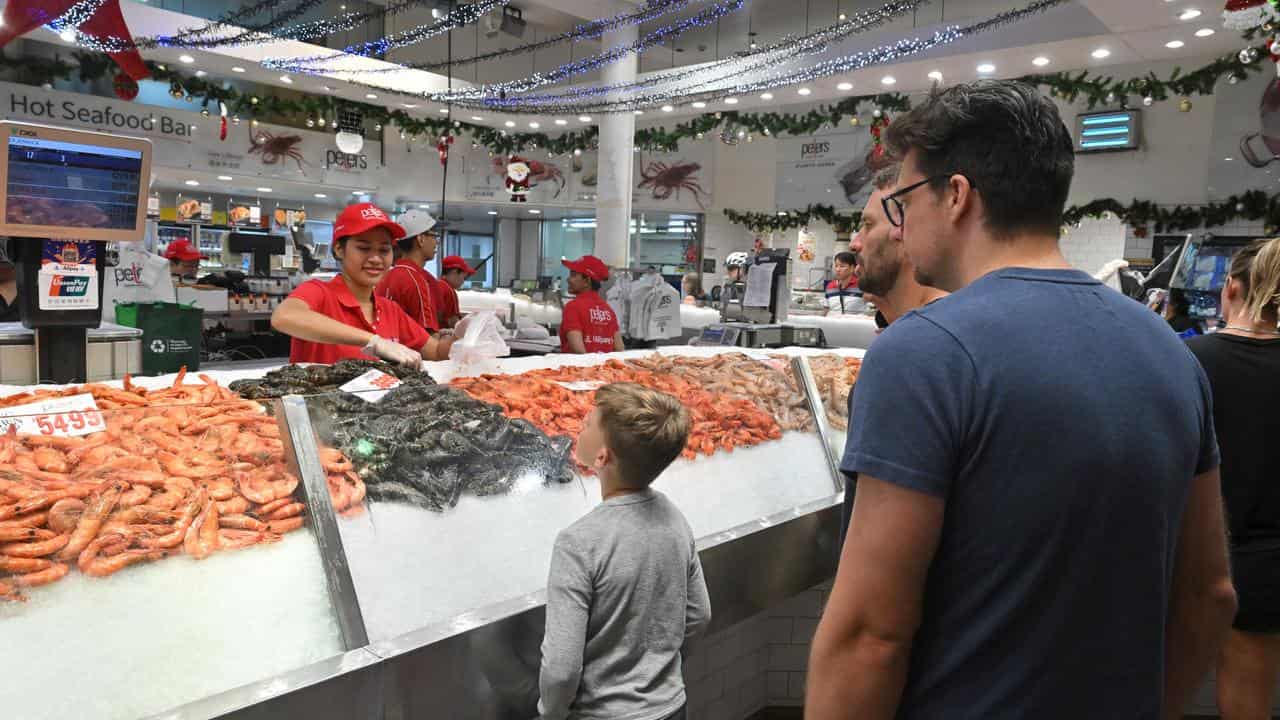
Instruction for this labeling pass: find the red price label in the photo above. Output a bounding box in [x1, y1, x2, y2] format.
[369, 374, 399, 390]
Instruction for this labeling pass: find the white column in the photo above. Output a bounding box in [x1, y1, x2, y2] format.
[594, 24, 638, 270]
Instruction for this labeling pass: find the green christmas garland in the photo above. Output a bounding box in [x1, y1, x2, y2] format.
[724, 205, 862, 234]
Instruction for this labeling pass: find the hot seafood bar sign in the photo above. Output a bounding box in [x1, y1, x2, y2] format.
[0, 81, 380, 188]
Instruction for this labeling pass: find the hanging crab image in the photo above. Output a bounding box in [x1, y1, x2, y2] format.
[490, 155, 565, 198]
[1240, 76, 1280, 167]
[248, 127, 308, 170]
[638, 161, 709, 209]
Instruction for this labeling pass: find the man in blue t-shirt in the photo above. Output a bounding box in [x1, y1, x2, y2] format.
[807, 80, 1238, 720]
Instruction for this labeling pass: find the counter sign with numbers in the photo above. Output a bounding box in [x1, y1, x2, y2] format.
[0, 393, 105, 437]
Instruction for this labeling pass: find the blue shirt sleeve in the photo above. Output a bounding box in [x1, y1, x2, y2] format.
[840, 314, 976, 498]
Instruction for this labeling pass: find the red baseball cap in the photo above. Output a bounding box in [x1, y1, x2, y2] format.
[334, 202, 405, 242]
[441, 255, 477, 275]
[562, 255, 609, 282]
[163, 238, 202, 261]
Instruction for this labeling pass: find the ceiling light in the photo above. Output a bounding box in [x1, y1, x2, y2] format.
[402, 103, 418, 109]
[352, 191, 362, 195]
[322, 86, 333, 93]
[1032, 56, 1050, 66]
[314, 193, 327, 199]
[419, 204, 431, 209]
[365, 93, 378, 99]
[529, 121, 540, 128]
[661, 105, 674, 112]
[634, 109, 644, 115]
[797, 87, 812, 96]
[579, 115, 592, 122]
[928, 70, 944, 81]
[554, 118, 567, 125]
[184, 180, 200, 186]
[724, 97, 739, 104]
[528, 209, 541, 215]
[836, 82, 853, 91]
[1166, 40, 1184, 48]
[838, 12, 847, 20]
[1225, 156, 1233, 161]
[431, 7, 441, 18]
[59, 29, 75, 43]
[279, 75, 293, 84]
[881, 76, 896, 85]
[471, 116, 484, 121]
[257, 187, 273, 193]
[437, 108, 449, 114]
[977, 63, 996, 73]
[1091, 48, 1111, 59]
[1195, 27, 1215, 37]
[179, 54, 194, 64]
[758, 93, 773, 101]
[504, 121, 516, 127]
[1179, 8, 1201, 20]
[232, 66, 245, 73]
[195, 70, 207, 77]
[216, 175, 232, 181]
[692, 101, 708, 108]
[487, 210, 498, 215]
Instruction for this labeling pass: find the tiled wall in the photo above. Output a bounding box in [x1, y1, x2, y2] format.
[764, 581, 832, 708]
[1059, 217, 1127, 275]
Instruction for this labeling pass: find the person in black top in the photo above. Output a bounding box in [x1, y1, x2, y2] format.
[1187, 237, 1280, 720]
[1165, 288, 1199, 334]
[0, 239, 17, 323]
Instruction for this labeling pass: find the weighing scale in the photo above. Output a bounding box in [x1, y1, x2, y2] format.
[0, 121, 152, 383]
[698, 249, 825, 349]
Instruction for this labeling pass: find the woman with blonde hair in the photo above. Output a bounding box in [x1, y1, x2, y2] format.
[1187, 237, 1280, 719]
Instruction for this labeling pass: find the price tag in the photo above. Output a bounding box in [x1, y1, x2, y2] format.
[0, 393, 105, 438]
[339, 369, 402, 402]
[553, 380, 606, 392]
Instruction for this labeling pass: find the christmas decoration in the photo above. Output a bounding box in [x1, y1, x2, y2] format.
[1180, 98, 1194, 112]
[1143, 95, 1155, 106]
[1241, 46, 1262, 64]
[0, 0, 148, 80]
[1223, 0, 1280, 31]
[437, 135, 454, 166]
[219, 102, 228, 141]
[725, 205, 861, 234]
[111, 71, 137, 101]
[506, 157, 531, 202]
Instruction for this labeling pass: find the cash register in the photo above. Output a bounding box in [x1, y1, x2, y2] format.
[0, 120, 152, 382]
[696, 248, 824, 349]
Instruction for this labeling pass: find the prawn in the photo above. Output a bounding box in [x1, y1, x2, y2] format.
[219, 513, 267, 531]
[264, 502, 303, 521]
[320, 448, 353, 474]
[31, 448, 68, 474]
[218, 529, 282, 551]
[158, 451, 223, 480]
[0, 526, 54, 543]
[117, 484, 152, 508]
[0, 532, 69, 558]
[266, 516, 304, 534]
[139, 488, 206, 549]
[78, 534, 166, 577]
[12, 561, 69, 587]
[183, 498, 220, 560]
[55, 481, 125, 561]
[215, 495, 251, 515]
[0, 555, 53, 573]
[0, 511, 47, 529]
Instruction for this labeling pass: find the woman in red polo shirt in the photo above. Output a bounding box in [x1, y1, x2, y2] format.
[271, 202, 454, 367]
[559, 255, 624, 354]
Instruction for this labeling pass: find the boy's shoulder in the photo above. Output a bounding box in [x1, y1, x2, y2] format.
[557, 490, 691, 544]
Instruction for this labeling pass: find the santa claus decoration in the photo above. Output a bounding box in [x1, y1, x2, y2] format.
[506, 156, 531, 202]
[1223, 0, 1280, 30]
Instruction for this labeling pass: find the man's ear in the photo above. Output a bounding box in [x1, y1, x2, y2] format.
[595, 444, 613, 474]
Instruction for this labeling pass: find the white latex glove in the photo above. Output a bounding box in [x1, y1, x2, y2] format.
[363, 335, 422, 369]
[452, 314, 472, 336]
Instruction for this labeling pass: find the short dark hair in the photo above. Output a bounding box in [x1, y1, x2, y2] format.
[593, 383, 690, 487]
[883, 80, 1075, 238]
[872, 164, 900, 191]
[589, 278, 602, 292]
[834, 251, 857, 266]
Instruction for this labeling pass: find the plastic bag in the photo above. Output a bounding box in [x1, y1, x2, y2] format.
[448, 310, 511, 365]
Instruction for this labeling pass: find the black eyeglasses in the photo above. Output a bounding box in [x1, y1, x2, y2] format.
[881, 173, 973, 228]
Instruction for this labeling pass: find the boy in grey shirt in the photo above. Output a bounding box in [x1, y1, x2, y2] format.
[538, 383, 712, 720]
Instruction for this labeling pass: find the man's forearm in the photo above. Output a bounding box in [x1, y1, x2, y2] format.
[807, 628, 912, 720]
[1162, 578, 1238, 720]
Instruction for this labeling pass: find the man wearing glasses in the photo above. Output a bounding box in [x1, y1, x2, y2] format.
[808, 81, 1235, 720]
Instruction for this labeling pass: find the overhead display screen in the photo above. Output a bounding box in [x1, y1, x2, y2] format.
[6, 136, 144, 229]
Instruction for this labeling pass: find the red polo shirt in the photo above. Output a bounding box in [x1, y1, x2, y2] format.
[434, 277, 460, 327]
[375, 258, 440, 332]
[559, 290, 620, 353]
[287, 275, 431, 364]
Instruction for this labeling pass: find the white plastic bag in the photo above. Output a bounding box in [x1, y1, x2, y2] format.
[448, 310, 511, 364]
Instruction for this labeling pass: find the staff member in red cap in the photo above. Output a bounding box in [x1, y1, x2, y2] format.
[163, 238, 202, 282]
[436, 255, 475, 329]
[559, 255, 624, 354]
[271, 202, 454, 368]
[376, 208, 440, 333]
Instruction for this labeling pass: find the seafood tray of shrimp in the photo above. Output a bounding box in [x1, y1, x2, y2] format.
[0, 370, 363, 603]
[626, 353, 816, 432]
[450, 358, 785, 467]
[802, 355, 863, 431]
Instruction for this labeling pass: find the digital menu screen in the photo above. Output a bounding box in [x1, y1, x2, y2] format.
[6, 136, 143, 230]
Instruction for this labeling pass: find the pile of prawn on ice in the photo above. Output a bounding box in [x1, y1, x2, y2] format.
[0, 369, 362, 603]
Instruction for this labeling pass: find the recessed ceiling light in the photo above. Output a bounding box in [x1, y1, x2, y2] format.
[977, 63, 996, 73]
[257, 187, 273, 193]
[693, 101, 708, 108]
[1091, 48, 1111, 59]
[195, 70, 207, 77]
[352, 191, 362, 195]
[1195, 27, 1215, 37]
[881, 76, 896, 85]
[322, 86, 333, 93]
[487, 210, 498, 215]
[365, 93, 378, 99]
[430, 7, 441, 18]
[758, 93, 773, 101]
[579, 115, 592, 122]
[279, 75, 293, 84]
[724, 97, 739, 104]
[554, 118, 567, 125]
[797, 87, 812, 96]
[661, 105, 674, 112]
[471, 116, 484, 121]
[529, 121, 540, 128]
[419, 203, 431, 209]
[232, 66, 246, 73]
[437, 108, 449, 114]
[402, 103, 418, 109]
[59, 29, 76, 43]
[179, 54, 195, 64]
[184, 180, 200, 186]
[1032, 56, 1050, 66]
[216, 175, 232, 181]
[314, 193, 327, 198]
[1225, 156, 1233, 161]
[928, 70, 944, 81]
[1166, 40, 1185, 48]
[836, 82, 853, 91]
[1179, 8, 1201, 20]
[504, 121, 516, 127]
[528, 209, 541, 215]
[838, 12, 847, 20]
[634, 109, 644, 115]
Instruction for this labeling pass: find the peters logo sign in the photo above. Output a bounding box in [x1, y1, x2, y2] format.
[587, 306, 614, 324]
[800, 141, 830, 159]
